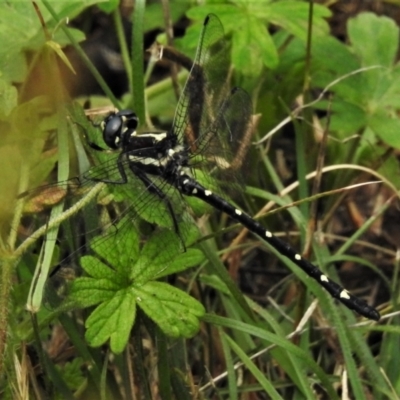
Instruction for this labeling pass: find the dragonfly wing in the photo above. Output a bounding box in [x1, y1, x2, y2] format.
[171, 14, 230, 147]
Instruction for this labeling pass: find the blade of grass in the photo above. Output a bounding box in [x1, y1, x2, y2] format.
[224, 333, 282, 399]
[219, 327, 238, 400]
[27, 108, 69, 312]
[202, 314, 338, 398]
[130, 0, 146, 122]
[246, 297, 322, 398]
[113, 7, 133, 94]
[157, 326, 172, 400]
[199, 240, 254, 319]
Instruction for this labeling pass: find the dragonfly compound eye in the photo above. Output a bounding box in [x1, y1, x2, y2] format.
[102, 114, 123, 149]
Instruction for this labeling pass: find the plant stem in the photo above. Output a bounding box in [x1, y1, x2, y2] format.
[0, 257, 14, 375]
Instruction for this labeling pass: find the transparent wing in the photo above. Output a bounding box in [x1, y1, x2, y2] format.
[189, 87, 253, 196]
[20, 145, 200, 316]
[22, 147, 190, 238]
[170, 15, 253, 194]
[194, 87, 253, 176]
[171, 14, 230, 146]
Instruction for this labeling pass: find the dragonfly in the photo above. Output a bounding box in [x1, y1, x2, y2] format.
[22, 14, 380, 323]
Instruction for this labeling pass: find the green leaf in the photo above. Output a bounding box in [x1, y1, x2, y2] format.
[187, 7, 272, 76]
[0, 1, 90, 82]
[85, 288, 136, 353]
[154, 248, 204, 280]
[74, 249, 205, 351]
[88, 221, 139, 279]
[309, 12, 400, 151]
[232, 17, 278, 73]
[0, 98, 57, 228]
[133, 282, 205, 338]
[370, 65, 400, 108]
[46, 40, 76, 74]
[186, 4, 244, 31]
[348, 13, 399, 68]
[266, 1, 331, 40]
[80, 256, 124, 283]
[368, 110, 400, 149]
[131, 226, 200, 284]
[97, 0, 119, 13]
[377, 150, 400, 190]
[187, 2, 330, 77]
[68, 214, 204, 351]
[0, 78, 18, 117]
[144, 2, 189, 32]
[323, 99, 367, 135]
[69, 276, 120, 308]
[107, 177, 184, 229]
[57, 358, 85, 391]
[312, 35, 359, 77]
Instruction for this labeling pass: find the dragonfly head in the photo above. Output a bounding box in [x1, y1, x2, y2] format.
[102, 110, 138, 149]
